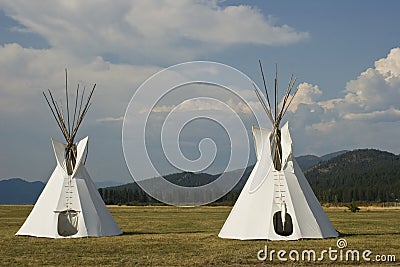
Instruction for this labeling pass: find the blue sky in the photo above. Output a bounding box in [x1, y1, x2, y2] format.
[1, 1, 400, 184]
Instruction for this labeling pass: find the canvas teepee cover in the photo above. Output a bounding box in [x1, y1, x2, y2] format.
[16, 70, 121, 238]
[218, 62, 338, 240]
[16, 137, 122, 238]
[219, 123, 338, 240]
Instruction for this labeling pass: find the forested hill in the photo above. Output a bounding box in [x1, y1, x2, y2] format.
[296, 150, 347, 170]
[305, 149, 400, 203]
[99, 149, 400, 205]
[99, 167, 253, 206]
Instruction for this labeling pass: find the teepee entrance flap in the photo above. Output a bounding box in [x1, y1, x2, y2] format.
[57, 209, 79, 237]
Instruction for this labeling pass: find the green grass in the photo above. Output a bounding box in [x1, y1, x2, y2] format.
[0, 205, 399, 266]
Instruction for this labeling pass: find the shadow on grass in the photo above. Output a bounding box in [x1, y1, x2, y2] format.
[339, 231, 400, 237]
[123, 230, 211, 235]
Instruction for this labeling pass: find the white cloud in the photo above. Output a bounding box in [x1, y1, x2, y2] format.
[0, 42, 159, 182]
[0, 43, 159, 119]
[341, 47, 400, 118]
[286, 47, 400, 124]
[343, 107, 400, 122]
[1, 0, 400, 180]
[144, 98, 254, 116]
[284, 48, 400, 156]
[96, 116, 124, 123]
[0, 0, 309, 63]
[319, 98, 343, 110]
[287, 82, 322, 112]
[150, 105, 176, 114]
[375, 47, 400, 77]
[305, 120, 336, 133]
[0, 0, 309, 180]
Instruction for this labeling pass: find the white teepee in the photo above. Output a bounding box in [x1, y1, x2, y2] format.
[218, 62, 338, 240]
[16, 70, 122, 238]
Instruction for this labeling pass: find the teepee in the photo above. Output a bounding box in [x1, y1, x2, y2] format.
[219, 62, 338, 240]
[16, 70, 122, 238]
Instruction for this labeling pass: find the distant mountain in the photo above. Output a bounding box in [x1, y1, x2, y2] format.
[94, 181, 124, 189]
[0, 178, 45, 204]
[320, 150, 349, 161]
[296, 150, 348, 171]
[163, 171, 217, 187]
[4, 149, 397, 205]
[98, 150, 349, 205]
[305, 149, 400, 203]
[99, 166, 254, 205]
[0, 150, 339, 204]
[296, 155, 322, 171]
[100, 149, 399, 205]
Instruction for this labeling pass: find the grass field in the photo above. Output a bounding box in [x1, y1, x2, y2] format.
[0, 205, 399, 266]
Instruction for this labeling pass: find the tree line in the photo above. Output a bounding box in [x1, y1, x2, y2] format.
[99, 149, 400, 205]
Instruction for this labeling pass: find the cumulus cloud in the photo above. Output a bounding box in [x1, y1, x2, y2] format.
[282, 48, 400, 155]
[0, 1, 309, 180]
[342, 47, 400, 117]
[1, 0, 400, 180]
[286, 82, 322, 112]
[0, 0, 309, 63]
[343, 107, 400, 122]
[375, 48, 400, 77]
[305, 119, 336, 133]
[0, 43, 159, 119]
[0, 43, 158, 182]
[284, 48, 400, 125]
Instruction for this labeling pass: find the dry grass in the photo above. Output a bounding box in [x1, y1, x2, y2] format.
[0, 205, 399, 266]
